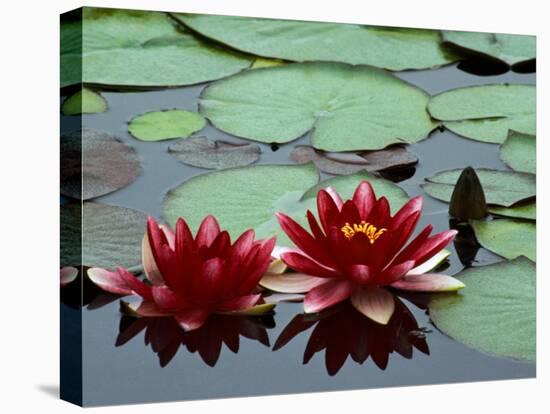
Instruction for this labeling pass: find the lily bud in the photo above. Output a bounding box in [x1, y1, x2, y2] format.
[449, 167, 488, 220]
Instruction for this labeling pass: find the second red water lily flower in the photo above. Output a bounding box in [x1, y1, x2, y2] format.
[264, 180, 464, 325]
[88, 215, 276, 331]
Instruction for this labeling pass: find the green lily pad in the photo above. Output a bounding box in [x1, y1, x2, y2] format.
[128, 109, 206, 141]
[301, 170, 410, 214]
[168, 136, 261, 169]
[442, 31, 536, 67]
[174, 14, 458, 70]
[471, 218, 536, 261]
[500, 131, 536, 174]
[427, 84, 535, 143]
[61, 8, 251, 88]
[422, 168, 535, 207]
[61, 129, 141, 200]
[429, 257, 535, 362]
[62, 88, 108, 115]
[200, 62, 436, 151]
[489, 202, 536, 221]
[61, 202, 148, 268]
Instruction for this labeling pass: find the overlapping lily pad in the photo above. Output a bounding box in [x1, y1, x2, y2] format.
[175, 14, 459, 70]
[471, 219, 536, 261]
[61, 129, 141, 200]
[168, 136, 261, 169]
[500, 131, 536, 174]
[489, 202, 536, 221]
[62, 88, 108, 115]
[291, 146, 418, 175]
[200, 62, 436, 151]
[163, 164, 410, 246]
[427, 84, 535, 143]
[61, 202, 148, 268]
[128, 110, 206, 141]
[442, 31, 536, 67]
[422, 168, 535, 207]
[429, 257, 535, 361]
[61, 8, 251, 88]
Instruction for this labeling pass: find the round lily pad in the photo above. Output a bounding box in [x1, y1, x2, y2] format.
[175, 14, 458, 70]
[128, 110, 206, 141]
[422, 168, 535, 207]
[61, 202, 148, 269]
[61, 129, 141, 200]
[442, 31, 536, 67]
[61, 8, 251, 88]
[500, 131, 536, 174]
[429, 257, 535, 362]
[200, 62, 436, 151]
[168, 136, 261, 169]
[427, 84, 535, 143]
[471, 218, 536, 261]
[62, 88, 108, 115]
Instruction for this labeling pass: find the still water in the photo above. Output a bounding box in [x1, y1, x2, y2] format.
[61, 63, 535, 406]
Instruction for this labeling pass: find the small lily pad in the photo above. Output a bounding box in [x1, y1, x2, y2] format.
[200, 62, 436, 151]
[489, 202, 536, 221]
[175, 13, 459, 70]
[429, 257, 535, 362]
[442, 31, 536, 67]
[61, 129, 141, 200]
[422, 168, 535, 207]
[128, 109, 206, 142]
[62, 88, 108, 115]
[291, 146, 418, 175]
[471, 218, 536, 261]
[168, 136, 261, 169]
[61, 202, 148, 268]
[427, 84, 535, 143]
[500, 131, 536, 174]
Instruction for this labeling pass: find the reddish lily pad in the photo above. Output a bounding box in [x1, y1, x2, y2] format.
[61, 129, 141, 200]
[291, 145, 418, 175]
[168, 136, 261, 169]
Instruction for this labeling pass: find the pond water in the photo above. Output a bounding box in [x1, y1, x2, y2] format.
[61, 63, 535, 406]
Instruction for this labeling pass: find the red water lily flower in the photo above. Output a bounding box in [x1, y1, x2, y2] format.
[88, 215, 276, 331]
[265, 181, 463, 324]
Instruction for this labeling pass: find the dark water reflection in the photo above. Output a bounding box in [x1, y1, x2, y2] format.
[61, 62, 536, 406]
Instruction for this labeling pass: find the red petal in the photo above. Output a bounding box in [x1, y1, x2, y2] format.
[390, 273, 465, 292]
[306, 210, 326, 240]
[391, 196, 423, 230]
[281, 251, 340, 278]
[347, 264, 374, 284]
[367, 196, 391, 227]
[218, 294, 261, 312]
[377, 260, 416, 285]
[60, 266, 78, 287]
[121, 300, 171, 317]
[303, 279, 353, 313]
[195, 215, 221, 248]
[142, 233, 164, 285]
[317, 189, 340, 235]
[209, 230, 231, 257]
[259, 273, 326, 293]
[409, 230, 458, 266]
[193, 257, 224, 300]
[87, 267, 133, 296]
[175, 308, 210, 331]
[353, 181, 376, 219]
[117, 267, 153, 300]
[351, 287, 395, 325]
[151, 285, 187, 311]
[392, 224, 433, 264]
[237, 237, 276, 294]
[325, 186, 343, 210]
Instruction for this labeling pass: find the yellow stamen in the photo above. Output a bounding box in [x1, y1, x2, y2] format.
[341, 221, 387, 244]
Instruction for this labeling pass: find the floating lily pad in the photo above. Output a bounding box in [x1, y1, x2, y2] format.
[175, 14, 458, 70]
[168, 136, 261, 169]
[422, 168, 535, 207]
[427, 84, 535, 143]
[500, 131, 536, 174]
[301, 170, 410, 214]
[291, 146, 418, 175]
[61, 129, 141, 200]
[250, 57, 286, 69]
[200, 62, 436, 151]
[61, 202, 148, 268]
[489, 202, 536, 221]
[62, 88, 108, 115]
[429, 257, 535, 361]
[442, 31, 536, 67]
[471, 218, 536, 261]
[128, 109, 206, 141]
[61, 8, 251, 88]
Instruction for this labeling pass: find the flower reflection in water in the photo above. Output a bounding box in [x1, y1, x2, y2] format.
[116, 313, 274, 368]
[273, 295, 429, 376]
